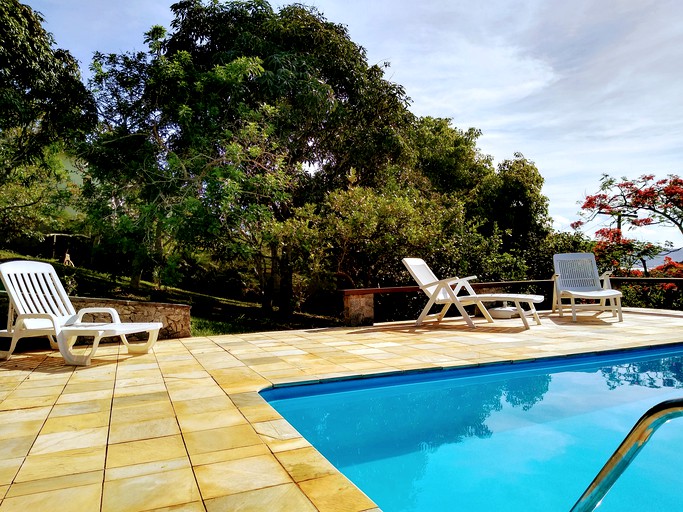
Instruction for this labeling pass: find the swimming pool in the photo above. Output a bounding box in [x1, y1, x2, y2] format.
[263, 346, 683, 511]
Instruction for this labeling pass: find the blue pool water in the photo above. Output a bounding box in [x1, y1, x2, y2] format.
[262, 346, 683, 511]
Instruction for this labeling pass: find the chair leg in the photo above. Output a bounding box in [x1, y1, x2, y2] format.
[436, 303, 452, 322]
[616, 297, 623, 322]
[452, 300, 476, 328]
[513, 301, 530, 329]
[121, 329, 160, 354]
[56, 332, 102, 366]
[47, 335, 59, 350]
[0, 333, 22, 361]
[475, 302, 494, 323]
[528, 303, 542, 326]
[570, 299, 578, 322]
[416, 294, 439, 326]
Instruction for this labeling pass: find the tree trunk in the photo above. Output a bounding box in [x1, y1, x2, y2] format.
[278, 248, 294, 316]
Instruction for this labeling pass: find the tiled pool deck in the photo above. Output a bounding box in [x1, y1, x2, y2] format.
[1, 308, 683, 511]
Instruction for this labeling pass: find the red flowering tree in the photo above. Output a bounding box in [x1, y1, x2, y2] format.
[573, 174, 683, 235]
[592, 227, 661, 275]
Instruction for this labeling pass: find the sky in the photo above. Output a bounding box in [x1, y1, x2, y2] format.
[28, 0, 683, 245]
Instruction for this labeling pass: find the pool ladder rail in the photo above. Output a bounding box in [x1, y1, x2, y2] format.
[571, 397, 683, 512]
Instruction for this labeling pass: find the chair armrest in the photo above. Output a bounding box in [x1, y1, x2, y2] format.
[419, 275, 476, 289]
[13, 313, 60, 330]
[74, 307, 122, 324]
[600, 271, 613, 289]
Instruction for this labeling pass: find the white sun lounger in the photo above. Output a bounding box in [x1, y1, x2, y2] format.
[0, 260, 162, 365]
[403, 258, 543, 330]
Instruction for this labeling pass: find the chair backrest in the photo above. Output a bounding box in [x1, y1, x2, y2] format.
[0, 260, 76, 324]
[553, 253, 602, 292]
[403, 258, 444, 300]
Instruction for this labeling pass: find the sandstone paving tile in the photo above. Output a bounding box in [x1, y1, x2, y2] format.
[112, 382, 167, 398]
[112, 390, 169, 408]
[160, 370, 209, 381]
[204, 482, 318, 512]
[171, 394, 236, 415]
[193, 356, 245, 371]
[55, 388, 113, 404]
[108, 416, 180, 445]
[0, 407, 50, 441]
[0, 395, 58, 411]
[14, 446, 106, 483]
[266, 436, 312, 454]
[0, 435, 38, 460]
[228, 391, 270, 408]
[114, 376, 165, 389]
[144, 502, 206, 511]
[13, 376, 69, 390]
[106, 435, 187, 469]
[175, 407, 247, 433]
[67, 369, 116, 383]
[102, 466, 200, 512]
[156, 365, 207, 377]
[183, 424, 262, 456]
[210, 369, 270, 394]
[29, 426, 108, 455]
[257, 368, 310, 381]
[230, 402, 281, 425]
[188, 443, 270, 467]
[0, 458, 22, 486]
[275, 446, 338, 483]
[49, 398, 111, 418]
[298, 473, 377, 512]
[164, 378, 225, 402]
[193, 453, 292, 499]
[40, 410, 110, 434]
[0, 482, 102, 512]
[110, 400, 175, 425]
[62, 380, 114, 394]
[252, 419, 301, 443]
[105, 456, 190, 481]
[5, 469, 102, 498]
[115, 361, 159, 371]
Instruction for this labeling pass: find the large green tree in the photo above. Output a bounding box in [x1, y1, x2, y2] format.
[0, 0, 95, 244]
[82, 0, 415, 310]
[162, 0, 414, 193]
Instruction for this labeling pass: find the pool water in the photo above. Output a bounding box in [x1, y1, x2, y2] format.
[262, 347, 683, 511]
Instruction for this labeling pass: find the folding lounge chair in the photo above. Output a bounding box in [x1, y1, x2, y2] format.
[552, 253, 623, 322]
[0, 260, 162, 365]
[402, 258, 543, 329]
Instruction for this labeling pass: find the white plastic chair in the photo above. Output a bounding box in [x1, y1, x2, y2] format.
[0, 260, 162, 365]
[552, 253, 623, 322]
[403, 258, 543, 329]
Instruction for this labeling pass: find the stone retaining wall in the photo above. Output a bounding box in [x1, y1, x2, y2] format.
[70, 297, 191, 339]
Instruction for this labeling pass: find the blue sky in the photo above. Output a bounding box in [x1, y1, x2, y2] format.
[29, 0, 683, 245]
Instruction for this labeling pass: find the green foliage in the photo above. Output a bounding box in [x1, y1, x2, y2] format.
[0, 0, 95, 246]
[619, 258, 683, 311]
[409, 117, 493, 194]
[469, 153, 551, 252]
[528, 230, 593, 278]
[0, 0, 95, 172]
